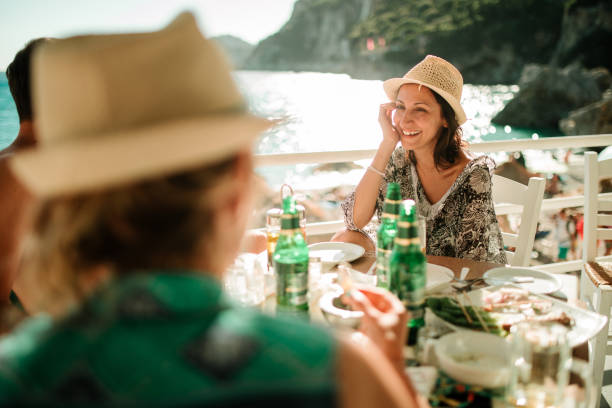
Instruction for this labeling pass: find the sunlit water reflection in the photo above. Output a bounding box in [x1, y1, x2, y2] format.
[1, 71, 551, 191]
[235, 71, 538, 189]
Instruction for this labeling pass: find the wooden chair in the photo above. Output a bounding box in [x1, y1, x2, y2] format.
[580, 151, 612, 408]
[492, 175, 546, 266]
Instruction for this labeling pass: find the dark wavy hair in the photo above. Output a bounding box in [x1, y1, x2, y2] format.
[6, 38, 52, 122]
[407, 90, 466, 170]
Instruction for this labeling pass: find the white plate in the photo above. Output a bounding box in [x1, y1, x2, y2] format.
[426, 263, 454, 291]
[435, 331, 510, 388]
[483, 267, 561, 294]
[308, 242, 365, 265]
[428, 285, 608, 347]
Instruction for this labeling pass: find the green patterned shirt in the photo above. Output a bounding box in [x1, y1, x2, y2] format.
[0, 272, 337, 407]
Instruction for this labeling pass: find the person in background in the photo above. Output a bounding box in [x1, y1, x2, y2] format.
[0, 38, 51, 312]
[0, 14, 427, 408]
[567, 211, 579, 260]
[494, 152, 540, 186]
[554, 209, 571, 261]
[544, 173, 563, 198]
[1, 39, 49, 157]
[334, 55, 506, 263]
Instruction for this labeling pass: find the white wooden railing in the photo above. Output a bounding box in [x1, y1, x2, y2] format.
[255, 134, 612, 166]
[255, 134, 612, 272]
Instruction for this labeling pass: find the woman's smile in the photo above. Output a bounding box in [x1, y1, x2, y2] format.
[401, 129, 421, 136]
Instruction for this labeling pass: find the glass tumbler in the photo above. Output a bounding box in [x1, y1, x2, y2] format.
[506, 321, 593, 408]
[266, 208, 282, 267]
[224, 253, 265, 307]
[296, 204, 307, 240]
[418, 215, 427, 254]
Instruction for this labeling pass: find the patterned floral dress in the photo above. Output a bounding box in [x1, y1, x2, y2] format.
[342, 147, 507, 264]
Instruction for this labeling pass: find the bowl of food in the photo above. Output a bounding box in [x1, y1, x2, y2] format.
[319, 290, 363, 330]
[434, 331, 510, 389]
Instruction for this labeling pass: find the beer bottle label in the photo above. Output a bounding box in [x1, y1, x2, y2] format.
[401, 289, 425, 319]
[275, 261, 309, 310]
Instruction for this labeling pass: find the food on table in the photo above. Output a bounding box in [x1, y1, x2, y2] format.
[427, 287, 574, 335]
[426, 297, 504, 335]
[482, 287, 573, 329]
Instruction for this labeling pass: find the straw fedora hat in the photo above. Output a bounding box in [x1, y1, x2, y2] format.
[9, 12, 271, 197]
[383, 55, 467, 125]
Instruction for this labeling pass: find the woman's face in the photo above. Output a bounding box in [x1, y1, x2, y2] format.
[392, 83, 447, 155]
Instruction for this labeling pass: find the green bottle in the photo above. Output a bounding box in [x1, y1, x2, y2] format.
[376, 182, 402, 289]
[273, 195, 309, 315]
[389, 200, 427, 345]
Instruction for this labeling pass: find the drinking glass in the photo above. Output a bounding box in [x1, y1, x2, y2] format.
[505, 321, 593, 408]
[266, 208, 282, 267]
[418, 215, 426, 254]
[307, 256, 323, 317]
[224, 253, 266, 307]
[296, 204, 307, 240]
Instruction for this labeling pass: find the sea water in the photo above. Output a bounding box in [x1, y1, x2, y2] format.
[0, 75, 18, 149]
[0, 70, 551, 188]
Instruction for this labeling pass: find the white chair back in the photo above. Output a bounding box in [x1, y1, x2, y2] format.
[583, 151, 612, 261]
[580, 151, 612, 408]
[492, 175, 546, 266]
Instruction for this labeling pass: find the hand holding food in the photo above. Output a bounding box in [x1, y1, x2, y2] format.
[344, 286, 407, 364]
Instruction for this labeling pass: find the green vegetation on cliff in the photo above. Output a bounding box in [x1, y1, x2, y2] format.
[352, 0, 564, 52]
[350, 0, 565, 82]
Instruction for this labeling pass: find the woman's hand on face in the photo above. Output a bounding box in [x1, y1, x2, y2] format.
[378, 103, 400, 147]
[343, 286, 408, 364]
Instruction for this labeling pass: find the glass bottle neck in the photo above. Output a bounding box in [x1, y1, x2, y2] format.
[281, 214, 300, 230]
[382, 197, 401, 217]
[394, 219, 420, 251]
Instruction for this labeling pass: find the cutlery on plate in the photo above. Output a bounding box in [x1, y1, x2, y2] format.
[451, 278, 484, 292]
[459, 267, 469, 282]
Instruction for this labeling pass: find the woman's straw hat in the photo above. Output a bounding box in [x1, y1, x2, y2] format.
[383, 55, 467, 125]
[9, 13, 272, 197]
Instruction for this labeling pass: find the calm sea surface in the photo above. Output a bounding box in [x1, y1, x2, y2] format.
[0, 70, 549, 188]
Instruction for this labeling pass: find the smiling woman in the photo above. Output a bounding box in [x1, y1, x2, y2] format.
[334, 55, 507, 264]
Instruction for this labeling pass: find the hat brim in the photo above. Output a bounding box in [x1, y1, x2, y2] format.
[10, 113, 272, 197]
[383, 78, 467, 125]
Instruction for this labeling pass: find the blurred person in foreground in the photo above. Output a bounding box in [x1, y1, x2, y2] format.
[0, 38, 51, 312]
[0, 14, 427, 408]
[335, 55, 506, 263]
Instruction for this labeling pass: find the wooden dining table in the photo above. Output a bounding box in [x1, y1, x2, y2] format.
[350, 252, 503, 281]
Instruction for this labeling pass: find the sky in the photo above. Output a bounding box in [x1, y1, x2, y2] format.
[0, 0, 297, 69]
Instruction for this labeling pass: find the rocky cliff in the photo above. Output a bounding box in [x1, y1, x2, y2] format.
[244, 0, 570, 83]
[492, 0, 612, 131]
[212, 35, 254, 69]
[491, 64, 607, 129]
[551, 0, 612, 71]
[245, 0, 377, 75]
